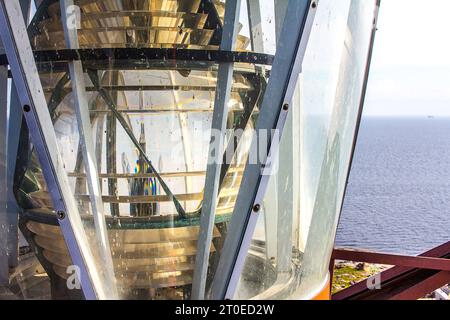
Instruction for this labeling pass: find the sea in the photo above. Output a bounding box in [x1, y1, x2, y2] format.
[336, 116, 450, 255]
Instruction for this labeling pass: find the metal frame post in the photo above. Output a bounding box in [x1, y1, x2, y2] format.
[274, 0, 288, 43]
[59, 0, 117, 298]
[247, 0, 279, 263]
[273, 0, 296, 274]
[6, 64, 23, 274]
[0, 0, 33, 287]
[275, 107, 295, 274]
[192, 0, 242, 300]
[169, 70, 195, 210]
[247, 0, 264, 53]
[210, 0, 318, 300]
[0, 46, 8, 286]
[0, 0, 108, 299]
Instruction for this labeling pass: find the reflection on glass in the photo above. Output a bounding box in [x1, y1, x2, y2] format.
[14, 0, 376, 300]
[16, 0, 277, 299]
[235, 0, 377, 300]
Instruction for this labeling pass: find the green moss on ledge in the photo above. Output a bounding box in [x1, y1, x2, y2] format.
[332, 262, 388, 295]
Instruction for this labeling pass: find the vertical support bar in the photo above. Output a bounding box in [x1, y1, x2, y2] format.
[86, 69, 187, 219]
[105, 72, 119, 217]
[59, 0, 117, 297]
[274, 0, 295, 274]
[275, 109, 294, 273]
[210, 0, 317, 300]
[249, 0, 279, 261]
[274, 0, 288, 42]
[0, 0, 32, 286]
[256, 0, 298, 273]
[169, 70, 194, 209]
[0, 53, 8, 286]
[0, 0, 107, 299]
[6, 87, 22, 270]
[192, 0, 242, 300]
[247, 0, 264, 53]
[262, 176, 278, 261]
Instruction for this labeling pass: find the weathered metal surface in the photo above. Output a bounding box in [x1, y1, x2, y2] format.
[390, 271, 450, 300]
[332, 241, 450, 300]
[333, 248, 450, 272]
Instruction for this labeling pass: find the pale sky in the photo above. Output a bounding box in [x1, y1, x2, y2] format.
[30, 0, 450, 117]
[364, 0, 450, 117]
[241, 0, 450, 117]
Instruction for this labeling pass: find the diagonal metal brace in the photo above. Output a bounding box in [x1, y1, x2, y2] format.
[87, 69, 187, 219]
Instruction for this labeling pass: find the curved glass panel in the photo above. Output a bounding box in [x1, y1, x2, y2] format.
[30, 0, 276, 53]
[235, 0, 377, 300]
[13, 0, 376, 300]
[16, 0, 277, 299]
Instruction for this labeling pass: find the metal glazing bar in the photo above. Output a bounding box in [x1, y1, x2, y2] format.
[1, 6, 32, 278]
[45, 85, 249, 94]
[87, 69, 187, 219]
[274, 0, 288, 43]
[0, 49, 275, 67]
[2, 61, 23, 284]
[210, 0, 318, 300]
[168, 70, 195, 212]
[105, 71, 120, 217]
[259, 0, 295, 272]
[247, 0, 264, 53]
[59, 0, 117, 297]
[191, 0, 242, 300]
[0, 53, 7, 286]
[274, 3, 294, 274]
[218, 73, 262, 190]
[0, 0, 41, 287]
[88, 108, 247, 114]
[48, 72, 70, 121]
[0, 0, 108, 299]
[68, 167, 244, 179]
[5, 90, 22, 276]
